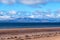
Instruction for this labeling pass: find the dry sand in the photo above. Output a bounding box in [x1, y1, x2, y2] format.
[0, 28, 60, 40]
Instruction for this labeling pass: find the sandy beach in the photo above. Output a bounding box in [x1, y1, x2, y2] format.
[0, 28, 60, 40]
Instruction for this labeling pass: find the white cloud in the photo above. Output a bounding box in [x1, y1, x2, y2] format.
[46, 14, 51, 17]
[56, 14, 60, 18]
[0, 16, 16, 20]
[1, 0, 16, 4]
[0, 16, 11, 20]
[28, 15, 35, 18]
[28, 15, 41, 18]
[50, 0, 60, 2]
[1, 0, 8, 4]
[20, 0, 60, 5]
[8, 10, 16, 15]
[0, 11, 4, 14]
[10, 0, 16, 3]
[20, 0, 47, 5]
[45, 14, 55, 18]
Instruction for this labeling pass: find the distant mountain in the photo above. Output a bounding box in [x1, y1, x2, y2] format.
[0, 18, 60, 23]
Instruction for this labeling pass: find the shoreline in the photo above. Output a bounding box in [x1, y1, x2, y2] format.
[0, 27, 60, 30]
[0, 27, 60, 34]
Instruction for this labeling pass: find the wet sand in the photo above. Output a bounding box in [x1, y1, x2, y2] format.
[0, 27, 60, 40]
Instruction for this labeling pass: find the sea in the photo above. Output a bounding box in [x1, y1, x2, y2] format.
[0, 23, 60, 29]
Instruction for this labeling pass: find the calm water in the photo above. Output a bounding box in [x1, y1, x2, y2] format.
[0, 23, 60, 29]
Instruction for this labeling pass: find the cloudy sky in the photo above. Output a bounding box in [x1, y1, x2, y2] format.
[0, 0, 60, 20]
[0, 0, 60, 12]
